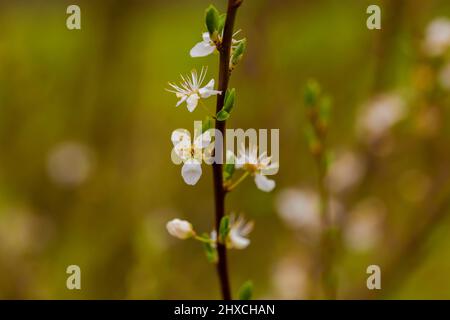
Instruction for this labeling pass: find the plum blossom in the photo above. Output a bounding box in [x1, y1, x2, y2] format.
[357, 93, 406, 143]
[167, 67, 221, 112]
[235, 145, 278, 192]
[227, 215, 254, 249]
[190, 31, 244, 58]
[327, 150, 366, 194]
[166, 218, 195, 239]
[171, 129, 212, 185]
[423, 17, 450, 57]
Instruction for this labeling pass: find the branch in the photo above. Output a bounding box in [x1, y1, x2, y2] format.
[212, 0, 243, 300]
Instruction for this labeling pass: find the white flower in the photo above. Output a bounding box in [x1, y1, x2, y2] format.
[327, 151, 366, 194]
[423, 18, 450, 57]
[166, 218, 195, 239]
[272, 257, 309, 299]
[439, 62, 450, 90]
[190, 32, 217, 57]
[171, 129, 212, 185]
[275, 189, 321, 230]
[190, 31, 244, 58]
[167, 67, 221, 112]
[235, 145, 278, 192]
[357, 93, 406, 142]
[226, 215, 253, 249]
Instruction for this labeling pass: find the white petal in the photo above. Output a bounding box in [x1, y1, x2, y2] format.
[166, 219, 194, 239]
[186, 94, 199, 112]
[199, 79, 221, 98]
[181, 159, 202, 185]
[202, 32, 211, 42]
[194, 130, 211, 149]
[171, 129, 191, 148]
[254, 174, 275, 192]
[190, 41, 216, 58]
[229, 229, 250, 249]
[175, 95, 187, 107]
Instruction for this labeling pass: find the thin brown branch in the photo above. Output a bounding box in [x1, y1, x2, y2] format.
[212, 0, 243, 300]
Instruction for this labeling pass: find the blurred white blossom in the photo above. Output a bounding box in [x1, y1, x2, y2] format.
[327, 151, 366, 194]
[190, 31, 244, 58]
[423, 17, 450, 57]
[344, 198, 384, 252]
[272, 256, 309, 299]
[226, 215, 253, 249]
[357, 93, 406, 143]
[439, 62, 450, 90]
[47, 142, 93, 187]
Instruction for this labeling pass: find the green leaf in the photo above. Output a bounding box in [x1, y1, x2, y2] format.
[202, 116, 212, 133]
[201, 233, 217, 263]
[218, 14, 226, 33]
[216, 110, 230, 121]
[238, 280, 253, 300]
[219, 216, 230, 243]
[205, 5, 220, 39]
[223, 88, 236, 113]
[223, 151, 235, 181]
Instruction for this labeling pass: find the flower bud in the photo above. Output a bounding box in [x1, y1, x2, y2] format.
[230, 39, 247, 69]
[166, 219, 195, 239]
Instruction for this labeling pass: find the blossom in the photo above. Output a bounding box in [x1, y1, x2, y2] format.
[167, 67, 221, 112]
[357, 93, 406, 143]
[190, 31, 244, 58]
[226, 215, 254, 249]
[235, 145, 278, 192]
[327, 150, 366, 194]
[423, 17, 450, 57]
[166, 219, 195, 239]
[171, 129, 212, 185]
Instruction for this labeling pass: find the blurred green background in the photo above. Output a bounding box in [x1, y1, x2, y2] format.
[1, 0, 450, 299]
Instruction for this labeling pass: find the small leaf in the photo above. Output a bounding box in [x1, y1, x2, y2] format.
[205, 5, 220, 40]
[231, 39, 247, 67]
[216, 110, 230, 121]
[218, 14, 226, 33]
[219, 216, 230, 243]
[238, 280, 253, 300]
[201, 233, 217, 263]
[202, 116, 212, 133]
[223, 88, 236, 113]
[223, 151, 236, 181]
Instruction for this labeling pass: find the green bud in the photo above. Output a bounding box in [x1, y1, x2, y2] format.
[238, 280, 253, 300]
[223, 88, 236, 113]
[205, 5, 220, 41]
[219, 216, 230, 243]
[230, 39, 247, 67]
[216, 109, 230, 121]
[304, 80, 321, 107]
[202, 234, 218, 264]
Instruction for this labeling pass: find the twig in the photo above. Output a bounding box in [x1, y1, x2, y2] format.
[212, 0, 243, 300]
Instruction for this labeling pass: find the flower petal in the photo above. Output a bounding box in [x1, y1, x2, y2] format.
[194, 130, 211, 149]
[175, 95, 187, 107]
[190, 41, 216, 58]
[181, 159, 202, 185]
[186, 94, 200, 112]
[254, 174, 275, 192]
[199, 79, 221, 98]
[228, 229, 250, 249]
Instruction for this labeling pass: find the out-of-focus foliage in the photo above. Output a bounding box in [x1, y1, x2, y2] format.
[0, 0, 450, 299]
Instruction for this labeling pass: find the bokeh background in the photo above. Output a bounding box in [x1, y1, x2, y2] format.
[1, 0, 450, 299]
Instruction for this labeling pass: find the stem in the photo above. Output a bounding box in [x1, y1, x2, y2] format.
[316, 156, 337, 299]
[212, 0, 243, 300]
[225, 171, 250, 192]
